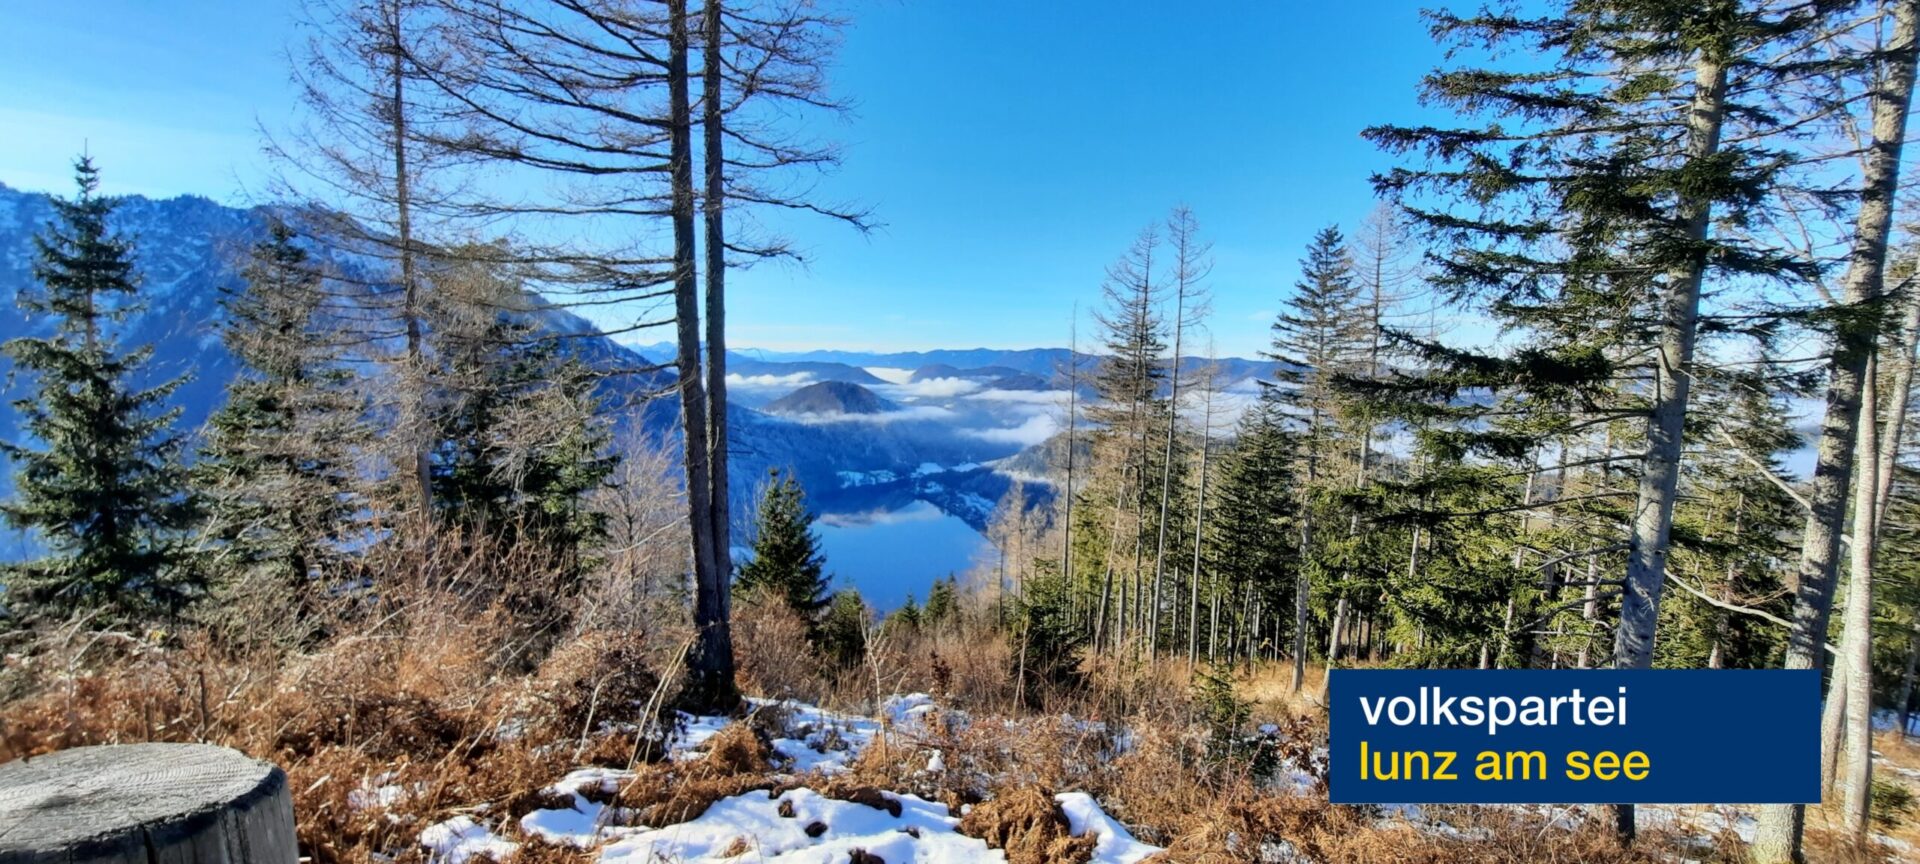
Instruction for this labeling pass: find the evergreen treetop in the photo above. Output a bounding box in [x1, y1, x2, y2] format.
[193, 219, 366, 620]
[736, 468, 830, 616]
[0, 157, 194, 622]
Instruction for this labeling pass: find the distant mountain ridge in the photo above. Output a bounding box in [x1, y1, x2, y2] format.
[0, 180, 1047, 548]
[629, 342, 1285, 390]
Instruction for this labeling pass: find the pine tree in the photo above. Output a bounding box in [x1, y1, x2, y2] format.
[0, 158, 194, 623]
[194, 219, 366, 620]
[1015, 559, 1087, 700]
[736, 469, 830, 617]
[1268, 225, 1365, 458]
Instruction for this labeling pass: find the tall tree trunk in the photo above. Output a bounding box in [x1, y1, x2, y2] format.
[1614, 55, 1726, 668]
[702, 0, 732, 598]
[1822, 641, 1849, 793]
[1755, 3, 1919, 857]
[1063, 312, 1078, 615]
[670, 0, 733, 711]
[1836, 362, 1881, 837]
[1150, 286, 1189, 657]
[384, 3, 432, 519]
[1877, 283, 1920, 532]
[1293, 409, 1320, 693]
[1188, 362, 1214, 672]
[1611, 51, 1728, 846]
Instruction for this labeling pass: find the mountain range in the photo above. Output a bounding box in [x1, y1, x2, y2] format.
[0, 182, 1281, 553]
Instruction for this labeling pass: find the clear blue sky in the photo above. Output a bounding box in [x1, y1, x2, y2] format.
[0, 1, 1447, 358]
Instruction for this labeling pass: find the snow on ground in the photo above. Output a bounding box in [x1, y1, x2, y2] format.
[421, 815, 518, 864]
[598, 787, 1163, 864]
[1058, 791, 1161, 864]
[421, 693, 1161, 862]
[518, 767, 645, 848]
[601, 787, 991, 864]
[1872, 707, 1920, 736]
[1638, 804, 1757, 845]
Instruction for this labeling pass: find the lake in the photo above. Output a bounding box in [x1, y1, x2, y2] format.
[814, 499, 992, 611]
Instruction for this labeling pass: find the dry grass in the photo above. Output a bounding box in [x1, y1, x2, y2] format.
[1, 553, 1875, 864]
[958, 785, 1097, 864]
[0, 529, 693, 864]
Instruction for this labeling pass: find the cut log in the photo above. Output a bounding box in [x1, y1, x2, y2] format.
[0, 743, 296, 864]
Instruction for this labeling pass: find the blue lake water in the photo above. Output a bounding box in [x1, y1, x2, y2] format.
[814, 500, 991, 611]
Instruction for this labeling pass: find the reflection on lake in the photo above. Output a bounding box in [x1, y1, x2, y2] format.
[815, 500, 991, 611]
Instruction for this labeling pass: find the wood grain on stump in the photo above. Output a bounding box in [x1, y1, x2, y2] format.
[0, 743, 296, 864]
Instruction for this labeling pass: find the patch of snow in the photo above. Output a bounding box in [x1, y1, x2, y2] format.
[837, 469, 900, 488]
[519, 767, 645, 848]
[600, 787, 996, 864]
[1056, 792, 1163, 864]
[348, 772, 412, 811]
[671, 711, 736, 761]
[419, 815, 517, 864]
[912, 462, 948, 477]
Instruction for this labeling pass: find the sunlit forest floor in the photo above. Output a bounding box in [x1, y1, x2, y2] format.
[1, 579, 1912, 864]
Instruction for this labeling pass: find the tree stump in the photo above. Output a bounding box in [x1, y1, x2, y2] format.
[0, 743, 297, 864]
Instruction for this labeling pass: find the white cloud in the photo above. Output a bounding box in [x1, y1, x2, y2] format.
[876, 377, 984, 400]
[963, 413, 1060, 447]
[863, 366, 915, 384]
[819, 499, 948, 527]
[775, 405, 956, 425]
[726, 372, 816, 390]
[966, 388, 1072, 407]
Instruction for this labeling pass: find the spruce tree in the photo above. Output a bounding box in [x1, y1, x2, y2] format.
[890, 594, 922, 634]
[194, 220, 365, 619]
[736, 469, 830, 617]
[1365, 2, 1841, 839]
[1014, 559, 1087, 699]
[1266, 224, 1364, 689]
[0, 158, 194, 623]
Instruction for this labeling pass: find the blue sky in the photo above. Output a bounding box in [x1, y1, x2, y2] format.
[0, 1, 1447, 358]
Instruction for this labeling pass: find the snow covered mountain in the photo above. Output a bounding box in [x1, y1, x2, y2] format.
[0, 182, 1045, 541]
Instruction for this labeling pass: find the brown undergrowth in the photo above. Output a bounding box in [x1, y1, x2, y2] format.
[0, 576, 1852, 864]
